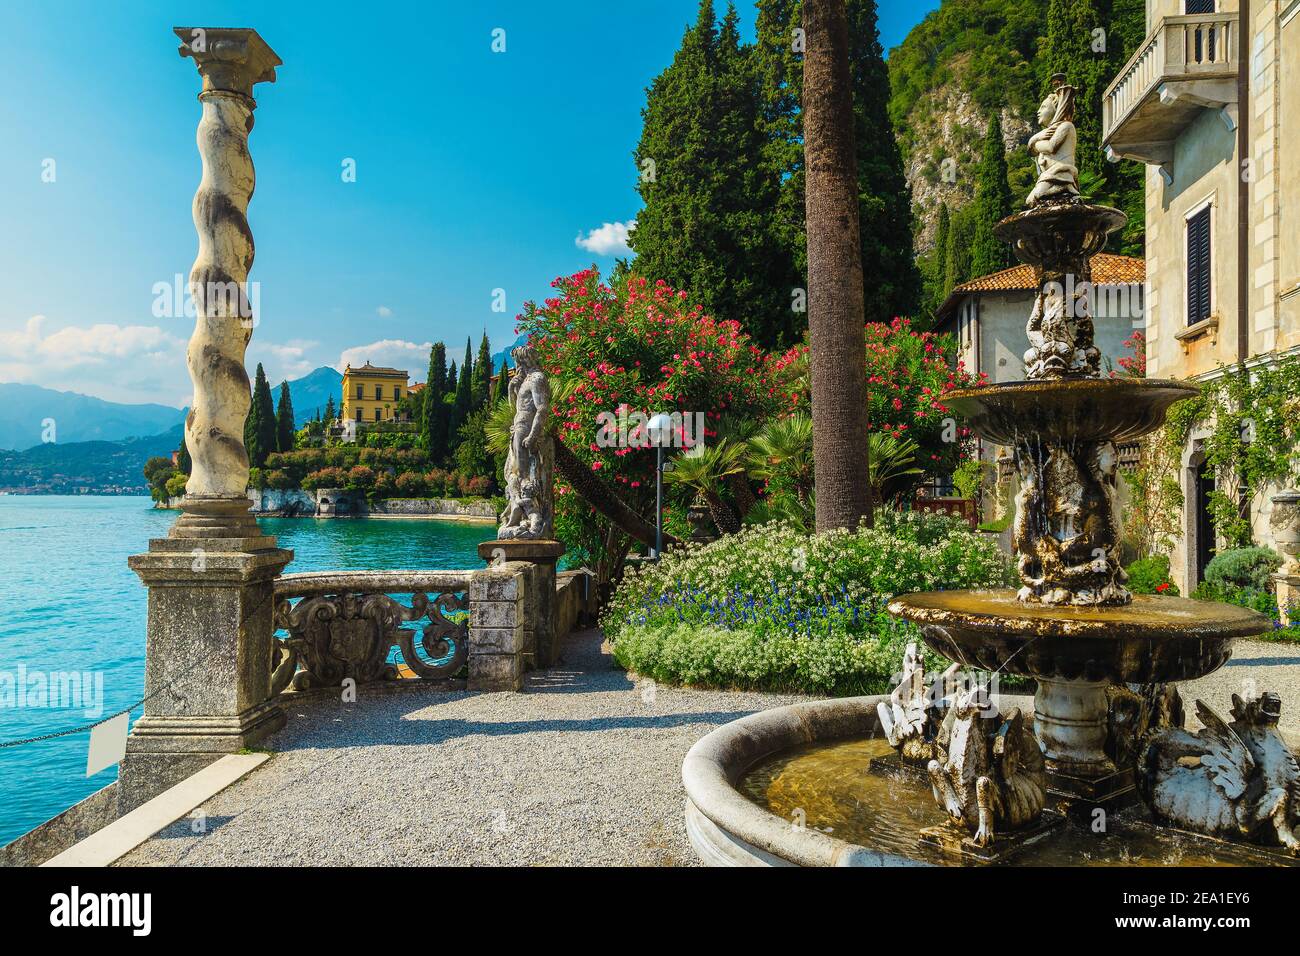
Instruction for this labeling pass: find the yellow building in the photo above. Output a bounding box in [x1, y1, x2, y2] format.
[341, 362, 410, 424]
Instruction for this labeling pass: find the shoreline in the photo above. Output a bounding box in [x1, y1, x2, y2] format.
[153, 504, 496, 525]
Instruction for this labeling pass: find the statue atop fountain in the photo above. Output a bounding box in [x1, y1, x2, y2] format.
[1026, 74, 1082, 208]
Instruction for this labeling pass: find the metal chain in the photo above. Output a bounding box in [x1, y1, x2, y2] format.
[0, 586, 278, 750]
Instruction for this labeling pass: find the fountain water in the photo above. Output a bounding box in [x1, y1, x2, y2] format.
[681, 74, 1297, 867]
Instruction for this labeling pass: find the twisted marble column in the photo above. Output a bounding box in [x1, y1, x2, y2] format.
[173, 27, 280, 537]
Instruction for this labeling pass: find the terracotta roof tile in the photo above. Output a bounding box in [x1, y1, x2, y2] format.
[951, 253, 1145, 294]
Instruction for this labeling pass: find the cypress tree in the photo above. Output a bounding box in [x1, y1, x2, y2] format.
[491, 357, 509, 407]
[448, 338, 474, 448]
[176, 433, 192, 476]
[943, 206, 976, 295]
[1106, 0, 1147, 254]
[244, 363, 277, 469]
[969, 112, 1015, 277]
[844, 0, 921, 323]
[423, 342, 449, 460]
[275, 380, 296, 452]
[324, 395, 336, 423]
[473, 334, 492, 409]
[631, 1, 796, 348]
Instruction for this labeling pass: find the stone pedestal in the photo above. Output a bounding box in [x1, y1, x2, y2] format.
[1275, 571, 1300, 628]
[467, 562, 531, 692]
[478, 539, 566, 669]
[123, 501, 291, 809]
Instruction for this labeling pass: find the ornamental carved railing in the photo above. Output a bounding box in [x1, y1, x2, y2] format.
[272, 570, 472, 693]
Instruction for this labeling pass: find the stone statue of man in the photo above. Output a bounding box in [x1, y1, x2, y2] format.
[499, 344, 554, 540]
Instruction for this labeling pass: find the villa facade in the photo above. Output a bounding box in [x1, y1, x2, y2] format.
[1103, 0, 1300, 592]
[340, 362, 411, 425]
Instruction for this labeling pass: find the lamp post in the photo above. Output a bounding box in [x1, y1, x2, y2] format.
[648, 412, 674, 559]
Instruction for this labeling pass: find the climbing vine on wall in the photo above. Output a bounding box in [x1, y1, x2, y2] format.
[1134, 358, 1300, 553]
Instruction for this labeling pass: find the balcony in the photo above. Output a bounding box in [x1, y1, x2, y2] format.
[1102, 13, 1239, 180]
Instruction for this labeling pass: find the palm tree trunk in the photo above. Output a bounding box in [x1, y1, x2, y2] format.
[726, 472, 757, 520]
[551, 438, 678, 550]
[802, 0, 873, 532]
[705, 492, 741, 535]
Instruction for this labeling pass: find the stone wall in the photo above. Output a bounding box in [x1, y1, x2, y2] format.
[369, 497, 497, 519]
[248, 488, 317, 515]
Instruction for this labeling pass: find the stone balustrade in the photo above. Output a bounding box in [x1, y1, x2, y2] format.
[272, 566, 539, 694]
[1103, 13, 1238, 168]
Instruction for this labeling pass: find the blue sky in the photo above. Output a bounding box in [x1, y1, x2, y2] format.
[0, 0, 939, 407]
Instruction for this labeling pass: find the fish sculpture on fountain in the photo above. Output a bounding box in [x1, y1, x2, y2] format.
[925, 685, 1047, 848]
[1138, 692, 1300, 854]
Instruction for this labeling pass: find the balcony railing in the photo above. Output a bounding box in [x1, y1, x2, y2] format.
[272, 570, 474, 693]
[1103, 13, 1238, 165]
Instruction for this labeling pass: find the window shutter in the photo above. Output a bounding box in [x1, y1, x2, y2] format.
[1187, 207, 1212, 326]
[1185, 0, 1216, 14]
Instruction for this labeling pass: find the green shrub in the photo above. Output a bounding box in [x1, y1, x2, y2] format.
[1125, 555, 1178, 595]
[1191, 580, 1279, 617]
[603, 510, 1015, 695]
[1204, 547, 1283, 593]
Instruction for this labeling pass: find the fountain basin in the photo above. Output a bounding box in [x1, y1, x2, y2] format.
[888, 590, 1269, 684]
[944, 378, 1199, 447]
[993, 202, 1127, 266]
[681, 695, 929, 866]
[682, 692, 1296, 866]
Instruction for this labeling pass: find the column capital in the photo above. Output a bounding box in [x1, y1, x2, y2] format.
[174, 26, 281, 99]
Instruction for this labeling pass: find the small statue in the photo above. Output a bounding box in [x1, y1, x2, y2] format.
[877, 643, 955, 764]
[926, 685, 1047, 847]
[1026, 74, 1081, 207]
[1138, 693, 1299, 854]
[499, 345, 554, 540]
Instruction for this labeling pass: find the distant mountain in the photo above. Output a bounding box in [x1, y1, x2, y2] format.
[273, 366, 341, 426]
[0, 424, 183, 495]
[0, 383, 184, 452]
[490, 335, 526, 373]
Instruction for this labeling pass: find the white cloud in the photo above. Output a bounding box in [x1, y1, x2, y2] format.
[376, 306, 393, 317]
[0, 315, 188, 405]
[336, 339, 433, 379]
[249, 338, 320, 383]
[575, 220, 635, 257]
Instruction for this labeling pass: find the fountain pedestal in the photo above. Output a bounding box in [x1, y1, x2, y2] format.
[889, 590, 1270, 812]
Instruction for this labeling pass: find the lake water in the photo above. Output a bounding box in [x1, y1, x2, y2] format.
[0, 496, 491, 846]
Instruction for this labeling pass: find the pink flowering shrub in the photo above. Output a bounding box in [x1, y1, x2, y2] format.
[781, 318, 982, 480]
[517, 267, 785, 558]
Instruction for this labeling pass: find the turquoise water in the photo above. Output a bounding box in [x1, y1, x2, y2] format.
[0, 496, 491, 846]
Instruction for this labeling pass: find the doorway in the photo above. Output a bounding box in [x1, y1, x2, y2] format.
[1194, 462, 1216, 584]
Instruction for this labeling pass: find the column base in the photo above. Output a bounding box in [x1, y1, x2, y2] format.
[1273, 570, 1300, 627]
[120, 700, 285, 810]
[169, 494, 279, 551]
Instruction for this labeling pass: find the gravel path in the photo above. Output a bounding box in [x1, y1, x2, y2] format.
[114, 629, 810, 867]
[1182, 638, 1300, 736]
[113, 631, 1300, 867]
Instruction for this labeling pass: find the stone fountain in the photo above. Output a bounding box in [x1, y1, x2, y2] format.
[681, 75, 1297, 867]
[890, 72, 1268, 829]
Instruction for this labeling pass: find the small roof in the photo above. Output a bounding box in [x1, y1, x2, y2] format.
[935, 253, 1145, 328]
[343, 361, 409, 378]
